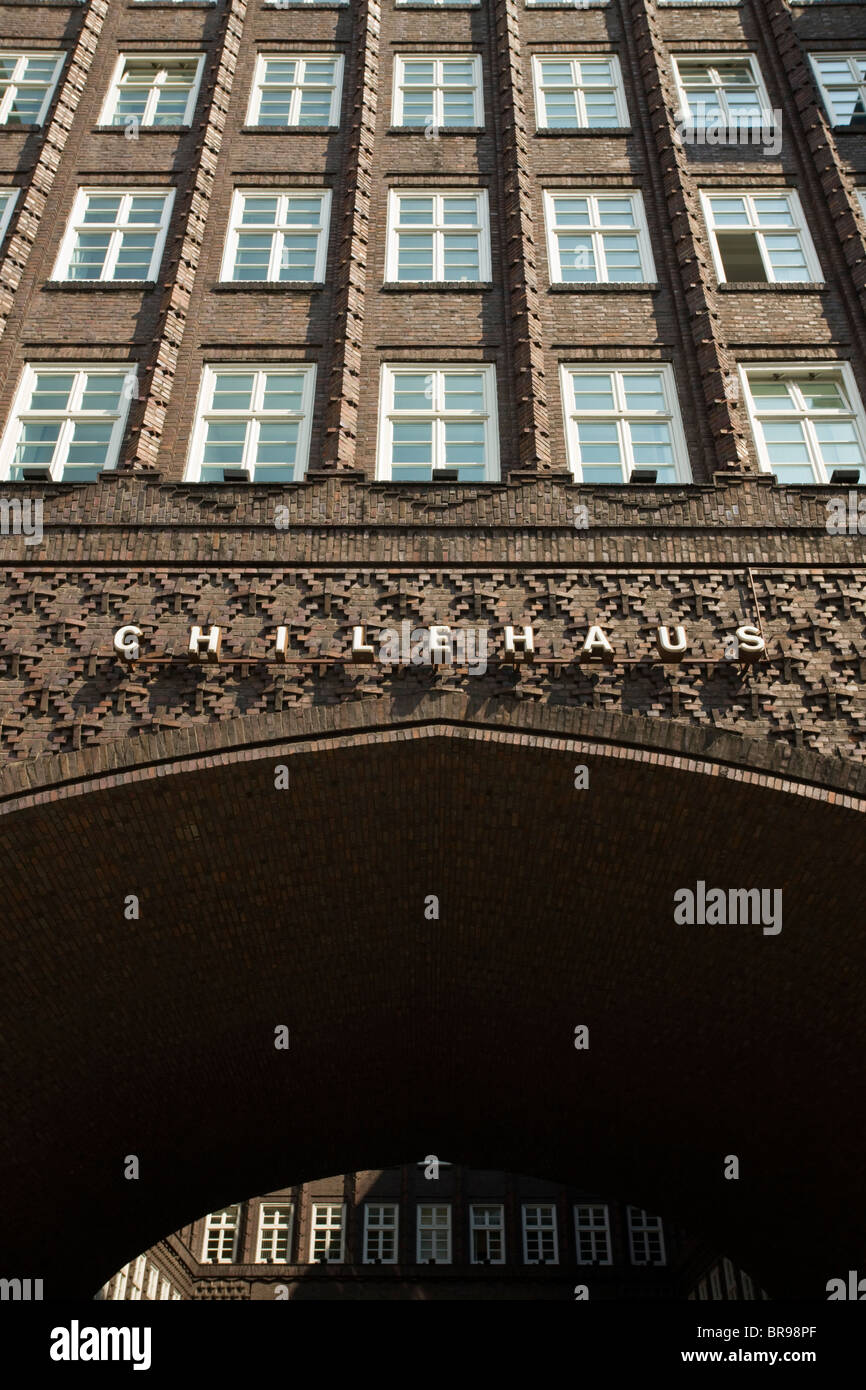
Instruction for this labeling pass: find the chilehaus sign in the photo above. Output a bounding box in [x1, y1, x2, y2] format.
[111, 622, 768, 667]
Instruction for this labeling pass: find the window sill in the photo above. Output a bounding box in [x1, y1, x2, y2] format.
[211, 281, 326, 292]
[382, 280, 492, 292]
[716, 281, 825, 292]
[241, 125, 339, 135]
[92, 125, 191, 135]
[386, 126, 484, 137]
[43, 280, 158, 291]
[535, 127, 632, 138]
[130, 1, 216, 8]
[832, 124, 866, 134]
[0, 122, 41, 131]
[549, 281, 658, 293]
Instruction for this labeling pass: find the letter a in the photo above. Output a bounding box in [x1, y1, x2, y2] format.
[274, 1025, 290, 1050]
[424, 895, 440, 921]
[724, 1154, 739, 1180]
[124, 1154, 139, 1181]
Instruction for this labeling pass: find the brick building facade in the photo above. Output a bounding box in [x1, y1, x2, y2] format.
[0, 0, 864, 1302]
[98, 1165, 770, 1300]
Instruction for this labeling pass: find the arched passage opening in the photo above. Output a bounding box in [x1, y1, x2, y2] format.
[1, 697, 863, 1300]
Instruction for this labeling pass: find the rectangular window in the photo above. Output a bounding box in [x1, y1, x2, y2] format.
[0, 365, 135, 482]
[532, 56, 628, 130]
[574, 1204, 612, 1264]
[222, 189, 331, 282]
[310, 1203, 345, 1262]
[386, 189, 489, 282]
[810, 55, 866, 126]
[470, 1205, 504, 1264]
[0, 53, 64, 126]
[522, 1205, 558, 1264]
[129, 1256, 146, 1300]
[187, 364, 316, 483]
[248, 55, 343, 127]
[741, 365, 866, 484]
[672, 55, 773, 129]
[100, 55, 204, 128]
[112, 1266, 129, 1300]
[53, 189, 174, 282]
[627, 1207, 666, 1266]
[710, 1265, 723, 1299]
[256, 1203, 294, 1263]
[697, 1278, 708, 1299]
[701, 190, 821, 283]
[202, 1206, 240, 1263]
[363, 1204, 399, 1263]
[417, 1205, 451, 1263]
[392, 55, 483, 129]
[858, 190, 866, 221]
[398, 0, 479, 5]
[158, 1278, 171, 1300]
[377, 364, 499, 481]
[544, 191, 654, 284]
[0, 188, 18, 247]
[723, 1257, 739, 1299]
[146, 1265, 159, 1299]
[741, 1270, 754, 1299]
[560, 364, 688, 483]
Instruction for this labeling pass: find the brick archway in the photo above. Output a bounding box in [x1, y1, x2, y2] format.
[1, 697, 863, 1299]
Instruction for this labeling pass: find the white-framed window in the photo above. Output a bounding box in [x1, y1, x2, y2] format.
[700, 190, 821, 284]
[710, 1265, 723, 1299]
[310, 1203, 345, 1262]
[256, 1203, 294, 1263]
[186, 364, 316, 482]
[672, 55, 774, 129]
[247, 55, 343, 127]
[626, 1207, 666, 1266]
[522, 1204, 558, 1264]
[146, 1265, 159, 1299]
[112, 1265, 129, 1300]
[0, 53, 64, 126]
[100, 55, 205, 128]
[53, 188, 174, 282]
[170, 1290, 182, 1300]
[527, 0, 609, 7]
[574, 1204, 612, 1265]
[723, 1257, 739, 1299]
[158, 1278, 171, 1300]
[532, 56, 628, 130]
[417, 1205, 451, 1263]
[469, 1204, 504, 1264]
[363, 1204, 399, 1263]
[810, 54, 866, 127]
[0, 188, 18, 246]
[543, 191, 655, 284]
[858, 190, 866, 222]
[392, 55, 483, 129]
[377, 363, 499, 481]
[740, 363, 866, 484]
[398, 0, 479, 5]
[221, 189, 331, 282]
[0, 365, 136, 482]
[741, 1270, 755, 1299]
[386, 189, 490, 282]
[128, 1256, 147, 1300]
[202, 1206, 240, 1263]
[265, 0, 348, 6]
[560, 364, 688, 483]
[697, 1278, 708, 1299]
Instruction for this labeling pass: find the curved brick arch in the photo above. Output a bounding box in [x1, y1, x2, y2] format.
[1, 697, 863, 1300]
